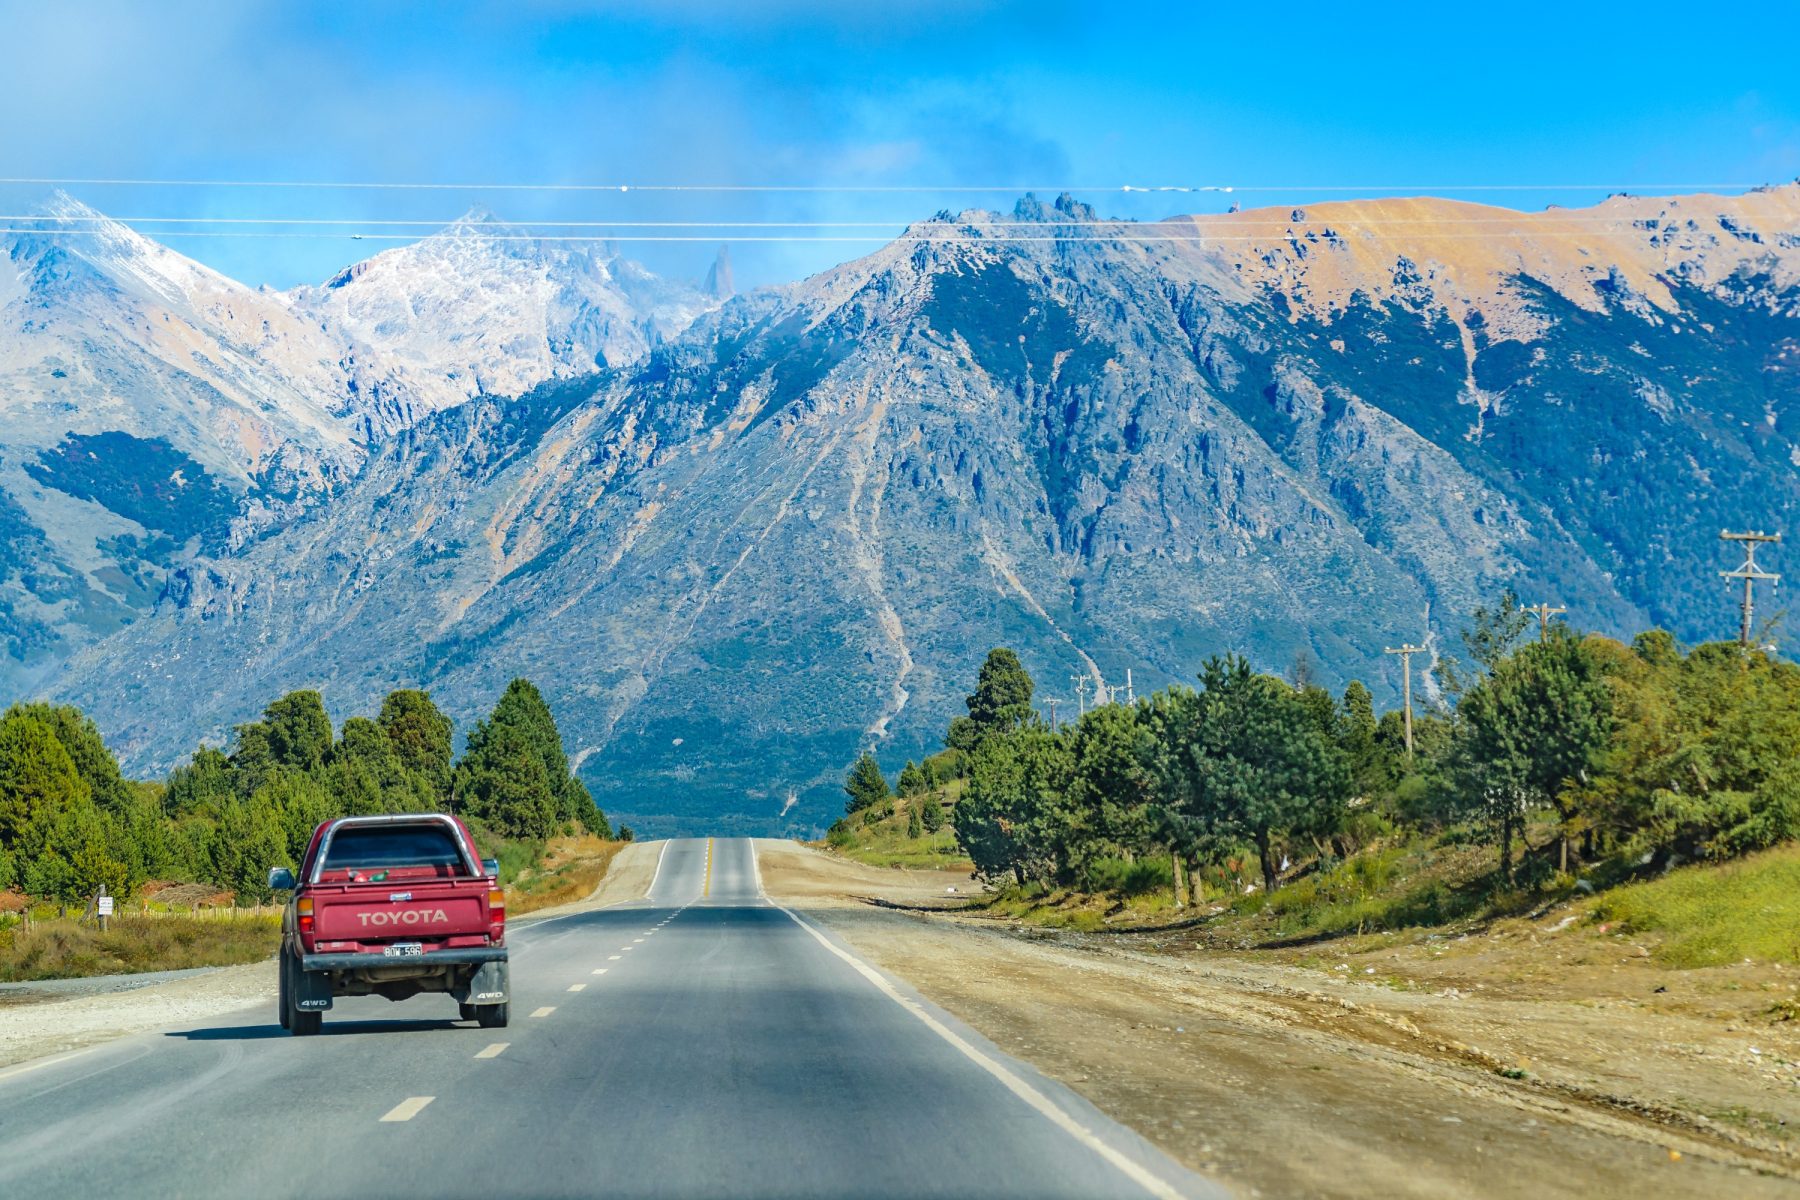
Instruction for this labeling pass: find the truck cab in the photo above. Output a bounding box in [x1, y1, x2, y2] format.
[269, 814, 509, 1035]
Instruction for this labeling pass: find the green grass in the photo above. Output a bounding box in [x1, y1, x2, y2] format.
[1591, 842, 1800, 967]
[823, 790, 973, 871]
[0, 913, 280, 982]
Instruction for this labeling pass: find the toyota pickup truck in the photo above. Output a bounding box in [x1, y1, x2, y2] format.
[267, 813, 509, 1036]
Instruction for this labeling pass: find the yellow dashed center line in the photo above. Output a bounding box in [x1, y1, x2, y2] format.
[380, 1096, 434, 1122]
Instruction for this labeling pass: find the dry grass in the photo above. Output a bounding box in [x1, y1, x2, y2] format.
[0, 913, 280, 982]
[505, 835, 628, 916]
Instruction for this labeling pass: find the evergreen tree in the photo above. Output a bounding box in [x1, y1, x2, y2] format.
[966, 648, 1036, 735]
[907, 801, 924, 839]
[378, 689, 455, 800]
[897, 761, 927, 797]
[0, 706, 91, 861]
[843, 753, 890, 814]
[262, 691, 334, 772]
[1160, 657, 1352, 893]
[13, 702, 133, 815]
[1452, 630, 1613, 879]
[953, 727, 1073, 885]
[920, 796, 945, 833]
[455, 718, 559, 840]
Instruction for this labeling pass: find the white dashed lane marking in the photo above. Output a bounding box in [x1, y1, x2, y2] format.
[531, 1006, 556, 1018]
[568, 984, 586, 992]
[608, 955, 622, 961]
[592, 968, 609, 975]
[474, 1043, 508, 1059]
[380, 1096, 434, 1122]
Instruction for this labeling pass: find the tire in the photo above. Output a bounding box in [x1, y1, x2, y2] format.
[458, 1002, 477, 1023]
[288, 959, 322, 1036]
[476, 1002, 509, 1029]
[277, 954, 292, 1030]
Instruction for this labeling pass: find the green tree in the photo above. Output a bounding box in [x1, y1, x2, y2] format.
[897, 761, 927, 797]
[12, 702, 132, 815]
[377, 689, 455, 799]
[164, 747, 236, 820]
[0, 706, 91, 861]
[953, 728, 1074, 885]
[966, 649, 1036, 735]
[907, 801, 924, 839]
[843, 752, 890, 814]
[455, 718, 559, 840]
[262, 691, 334, 772]
[1451, 631, 1613, 880]
[1063, 702, 1158, 883]
[210, 790, 291, 904]
[920, 796, 945, 833]
[1159, 657, 1351, 893]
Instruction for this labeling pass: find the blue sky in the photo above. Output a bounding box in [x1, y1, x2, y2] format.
[1, 0, 1794, 290]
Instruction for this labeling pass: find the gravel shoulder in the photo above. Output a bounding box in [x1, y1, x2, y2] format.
[755, 838, 1800, 1200]
[0, 841, 664, 1071]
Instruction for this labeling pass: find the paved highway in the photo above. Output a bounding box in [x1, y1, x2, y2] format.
[0, 838, 1212, 1198]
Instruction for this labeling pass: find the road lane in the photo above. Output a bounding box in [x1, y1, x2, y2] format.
[0, 838, 1211, 1199]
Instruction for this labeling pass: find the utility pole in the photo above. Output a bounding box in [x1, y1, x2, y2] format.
[1384, 644, 1425, 756]
[1526, 602, 1566, 642]
[1072, 675, 1090, 717]
[1721, 530, 1781, 648]
[1125, 669, 1136, 706]
[1045, 697, 1062, 732]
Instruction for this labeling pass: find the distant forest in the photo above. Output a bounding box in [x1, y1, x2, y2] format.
[0, 679, 607, 908]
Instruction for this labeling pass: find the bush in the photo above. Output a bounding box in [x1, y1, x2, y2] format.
[1084, 855, 1173, 897]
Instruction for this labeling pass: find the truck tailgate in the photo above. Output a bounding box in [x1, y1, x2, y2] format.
[310, 880, 491, 943]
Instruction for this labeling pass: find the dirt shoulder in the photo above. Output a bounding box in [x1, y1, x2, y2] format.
[756, 839, 1800, 1200]
[0, 842, 662, 1072]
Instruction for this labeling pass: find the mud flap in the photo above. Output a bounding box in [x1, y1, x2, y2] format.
[454, 960, 509, 1006]
[294, 962, 334, 1011]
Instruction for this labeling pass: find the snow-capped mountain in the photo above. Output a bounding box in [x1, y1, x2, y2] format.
[0, 196, 712, 695]
[283, 209, 712, 425]
[49, 185, 1800, 835]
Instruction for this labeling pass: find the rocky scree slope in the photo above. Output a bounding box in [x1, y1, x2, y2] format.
[48, 185, 1800, 834]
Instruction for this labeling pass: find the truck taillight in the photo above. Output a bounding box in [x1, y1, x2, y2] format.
[297, 897, 314, 934]
[488, 889, 505, 940]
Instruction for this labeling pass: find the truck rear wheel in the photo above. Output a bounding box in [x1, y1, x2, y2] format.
[476, 1002, 509, 1029]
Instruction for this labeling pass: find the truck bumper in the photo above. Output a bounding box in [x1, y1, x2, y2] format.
[301, 947, 508, 972]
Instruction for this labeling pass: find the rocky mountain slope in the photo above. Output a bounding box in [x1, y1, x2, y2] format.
[45, 185, 1800, 835]
[0, 198, 708, 694]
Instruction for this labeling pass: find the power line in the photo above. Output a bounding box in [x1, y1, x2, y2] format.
[1721, 530, 1781, 648]
[7, 228, 1789, 245]
[0, 177, 1773, 193]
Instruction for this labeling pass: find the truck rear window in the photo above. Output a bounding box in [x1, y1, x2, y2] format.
[322, 825, 467, 871]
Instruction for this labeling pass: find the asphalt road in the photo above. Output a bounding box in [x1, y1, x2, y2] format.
[0, 838, 1213, 1199]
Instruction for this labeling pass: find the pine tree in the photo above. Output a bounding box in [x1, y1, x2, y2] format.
[843, 753, 890, 814]
[378, 690, 455, 801]
[966, 648, 1035, 735]
[0, 706, 92, 861]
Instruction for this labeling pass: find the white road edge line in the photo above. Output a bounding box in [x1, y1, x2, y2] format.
[380, 1096, 435, 1122]
[753, 845, 1185, 1200]
[474, 1043, 509, 1059]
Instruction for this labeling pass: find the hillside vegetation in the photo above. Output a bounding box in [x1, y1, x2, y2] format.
[0, 677, 613, 962]
[833, 597, 1800, 967]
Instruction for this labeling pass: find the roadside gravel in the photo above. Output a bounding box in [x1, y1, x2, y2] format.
[756, 839, 1800, 1200]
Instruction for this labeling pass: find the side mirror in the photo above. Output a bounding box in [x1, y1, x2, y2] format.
[481, 858, 499, 879]
[268, 867, 296, 892]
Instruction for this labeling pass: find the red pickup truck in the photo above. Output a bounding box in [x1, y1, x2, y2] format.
[268, 814, 509, 1035]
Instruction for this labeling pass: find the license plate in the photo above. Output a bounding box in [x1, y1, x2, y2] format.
[383, 942, 424, 958]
